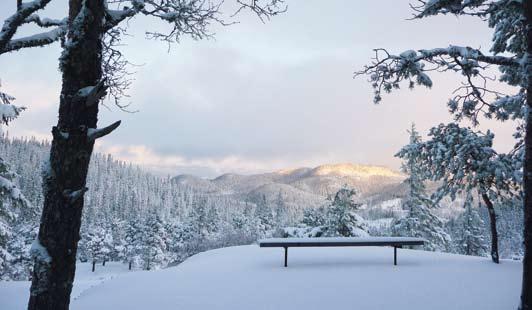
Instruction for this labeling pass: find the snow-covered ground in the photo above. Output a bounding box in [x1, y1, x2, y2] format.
[0, 245, 522, 310]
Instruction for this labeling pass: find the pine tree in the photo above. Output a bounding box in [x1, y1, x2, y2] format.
[301, 207, 326, 228]
[85, 226, 106, 272]
[323, 187, 368, 237]
[356, 1, 530, 305]
[206, 206, 220, 236]
[274, 191, 288, 228]
[189, 197, 208, 240]
[122, 219, 142, 270]
[0, 85, 31, 280]
[454, 196, 489, 257]
[255, 194, 274, 236]
[141, 216, 167, 270]
[392, 124, 451, 252]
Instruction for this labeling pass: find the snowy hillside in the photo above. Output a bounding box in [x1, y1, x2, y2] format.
[0, 245, 521, 310]
[172, 163, 406, 209]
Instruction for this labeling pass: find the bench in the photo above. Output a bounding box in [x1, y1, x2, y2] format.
[258, 237, 425, 267]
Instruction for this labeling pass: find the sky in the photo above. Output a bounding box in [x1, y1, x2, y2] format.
[0, 0, 519, 178]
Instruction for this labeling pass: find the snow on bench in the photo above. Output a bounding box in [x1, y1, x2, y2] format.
[258, 237, 425, 267]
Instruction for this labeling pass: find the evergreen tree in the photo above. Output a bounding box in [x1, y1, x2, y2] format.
[301, 206, 326, 228]
[206, 206, 220, 236]
[274, 191, 288, 228]
[454, 196, 489, 257]
[255, 194, 274, 236]
[141, 216, 167, 270]
[392, 124, 451, 252]
[188, 197, 209, 240]
[85, 226, 106, 272]
[356, 1, 531, 304]
[122, 219, 143, 270]
[0, 87, 30, 280]
[323, 187, 368, 237]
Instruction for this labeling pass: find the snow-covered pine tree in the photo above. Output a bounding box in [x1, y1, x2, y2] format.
[101, 227, 113, 266]
[0, 84, 32, 280]
[392, 124, 451, 252]
[206, 206, 220, 236]
[454, 194, 489, 257]
[122, 219, 143, 270]
[274, 190, 288, 228]
[255, 194, 274, 236]
[301, 206, 326, 228]
[85, 226, 106, 272]
[396, 123, 519, 261]
[357, 1, 530, 305]
[141, 215, 167, 270]
[323, 187, 368, 237]
[188, 197, 209, 240]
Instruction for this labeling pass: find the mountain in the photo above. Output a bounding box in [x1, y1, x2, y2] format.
[172, 163, 406, 210]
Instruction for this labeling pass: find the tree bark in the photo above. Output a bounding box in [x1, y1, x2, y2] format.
[521, 1, 532, 308]
[481, 194, 500, 264]
[27, 1, 105, 309]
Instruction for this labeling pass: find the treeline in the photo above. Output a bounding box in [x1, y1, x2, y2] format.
[0, 134, 524, 280]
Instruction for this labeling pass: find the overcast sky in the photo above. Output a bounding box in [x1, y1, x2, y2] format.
[0, 0, 518, 177]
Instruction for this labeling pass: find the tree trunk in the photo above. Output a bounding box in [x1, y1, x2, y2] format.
[27, 1, 105, 309]
[128, 261, 132, 270]
[92, 261, 96, 273]
[102, 259, 106, 266]
[521, 1, 532, 308]
[481, 194, 499, 264]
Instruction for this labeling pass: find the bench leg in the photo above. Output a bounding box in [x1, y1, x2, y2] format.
[394, 246, 397, 266]
[284, 247, 288, 267]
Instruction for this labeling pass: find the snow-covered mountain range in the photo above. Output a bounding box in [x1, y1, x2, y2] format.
[173, 163, 405, 199]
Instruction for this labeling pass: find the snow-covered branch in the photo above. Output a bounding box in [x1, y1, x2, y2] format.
[87, 121, 122, 141]
[396, 122, 521, 202]
[410, 0, 491, 18]
[62, 187, 89, 204]
[2, 27, 66, 54]
[24, 14, 67, 28]
[0, 82, 25, 125]
[418, 46, 519, 67]
[75, 79, 109, 107]
[355, 45, 522, 124]
[0, 0, 53, 53]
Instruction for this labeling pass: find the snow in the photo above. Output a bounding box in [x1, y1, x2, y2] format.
[0, 262, 131, 310]
[29, 239, 51, 264]
[0, 104, 19, 121]
[0, 245, 522, 310]
[259, 236, 426, 244]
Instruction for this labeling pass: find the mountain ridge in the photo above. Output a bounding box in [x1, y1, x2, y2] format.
[172, 163, 406, 207]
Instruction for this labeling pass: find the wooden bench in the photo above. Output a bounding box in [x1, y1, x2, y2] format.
[258, 237, 425, 267]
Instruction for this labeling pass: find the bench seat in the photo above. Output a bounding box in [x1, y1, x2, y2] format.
[258, 237, 425, 267]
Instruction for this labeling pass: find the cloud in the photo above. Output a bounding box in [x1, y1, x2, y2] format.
[0, 0, 518, 178]
[94, 141, 332, 177]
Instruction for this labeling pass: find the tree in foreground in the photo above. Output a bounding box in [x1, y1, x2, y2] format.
[391, 124, 450, 252]
[397, 123, 520, 262]
[0, 1, 286, 309]
[356, 1, 530, 306]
